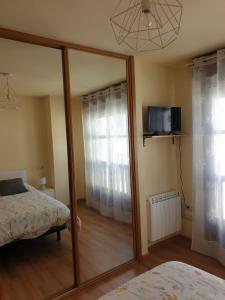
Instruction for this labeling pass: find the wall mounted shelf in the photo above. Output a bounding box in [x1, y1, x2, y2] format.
[143, 133, 186, 146]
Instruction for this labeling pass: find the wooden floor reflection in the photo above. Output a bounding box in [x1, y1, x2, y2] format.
[0, 202, 133, 300]
[0, 229, 74, 300]
[77, 201, 133, 283]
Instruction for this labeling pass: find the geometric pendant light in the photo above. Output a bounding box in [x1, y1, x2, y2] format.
[110, 0, 183, 52]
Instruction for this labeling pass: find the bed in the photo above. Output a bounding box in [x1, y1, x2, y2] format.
[98, 261, 225, 300]
[0, 170, 70, 247]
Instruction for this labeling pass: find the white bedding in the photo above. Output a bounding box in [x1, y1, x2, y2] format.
[99, 261, 225, 300]
[0, 184, 70, 247]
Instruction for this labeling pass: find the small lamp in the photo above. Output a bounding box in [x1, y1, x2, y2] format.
[39, 177, 47, 190]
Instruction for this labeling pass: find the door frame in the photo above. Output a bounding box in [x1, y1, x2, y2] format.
[0, 27, 142, 297]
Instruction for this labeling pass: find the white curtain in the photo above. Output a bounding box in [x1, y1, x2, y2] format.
[192, 49, 225, 264]
[82, 83, 132, 224]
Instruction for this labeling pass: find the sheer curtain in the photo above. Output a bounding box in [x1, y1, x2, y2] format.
[192, 49, 225, 264]
[81, 83, 132, 224]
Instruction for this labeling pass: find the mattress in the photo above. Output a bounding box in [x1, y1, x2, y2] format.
[98, 261, 225, 300]
[0, 184, 70, 247]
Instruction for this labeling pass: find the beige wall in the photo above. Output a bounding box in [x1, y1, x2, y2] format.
[42, 97, 55, 188]
[172, 66, 193, 238]
[0, 96, 54, 187]
[0, 95, 74, 206]
[72, 96, 86, 200]
[134, 57, 178, 255]
[49, 96, 70, 205]
[134, 58, 194, 253]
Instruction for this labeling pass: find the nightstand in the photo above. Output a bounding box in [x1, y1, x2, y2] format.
[39, 187, 55, 198]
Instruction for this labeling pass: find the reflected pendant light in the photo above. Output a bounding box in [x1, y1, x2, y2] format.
[110, 0, 183, 52]
[0, 73, 19, 110]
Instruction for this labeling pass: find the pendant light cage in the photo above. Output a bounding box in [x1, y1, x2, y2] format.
[0, 73, 19, 110]
[110, 0, 183, 52]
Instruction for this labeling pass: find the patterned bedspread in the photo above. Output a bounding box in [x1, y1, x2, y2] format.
[99, 261, 225, 300]
[0, 184, 70, 247]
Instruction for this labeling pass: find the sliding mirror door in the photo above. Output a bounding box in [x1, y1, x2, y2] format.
[69, 50, 134, 283]
[0, 38, 75, 299]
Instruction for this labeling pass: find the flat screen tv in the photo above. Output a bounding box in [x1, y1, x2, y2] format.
[147, 106, 181, 134]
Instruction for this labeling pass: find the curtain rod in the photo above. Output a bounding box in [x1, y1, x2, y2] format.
[184, 47, 225, 68]
[185, 52, 217, 68]
[82, 80, 126, 98]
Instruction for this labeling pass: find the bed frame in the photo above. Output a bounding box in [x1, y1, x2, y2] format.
[43, 224, 67, 241]
[0, 224, 67, 249]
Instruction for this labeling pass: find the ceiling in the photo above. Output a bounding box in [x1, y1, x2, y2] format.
[0, 0, 225, 64]
[0, 38, 126, 96]
[69, 50, 126, 96]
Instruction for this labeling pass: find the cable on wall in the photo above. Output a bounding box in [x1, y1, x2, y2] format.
[178, 138, 190, 209]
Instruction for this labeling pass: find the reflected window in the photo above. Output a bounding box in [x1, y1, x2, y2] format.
[82, 83, 131, 223]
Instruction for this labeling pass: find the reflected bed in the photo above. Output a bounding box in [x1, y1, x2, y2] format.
[0, 171, 70, 247]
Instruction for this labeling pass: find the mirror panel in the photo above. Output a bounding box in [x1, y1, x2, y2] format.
[69, 49, 134, 283]
[0, 38, 75, 299]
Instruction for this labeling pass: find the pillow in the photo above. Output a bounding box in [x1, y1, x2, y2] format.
[0, 178, 28, 196]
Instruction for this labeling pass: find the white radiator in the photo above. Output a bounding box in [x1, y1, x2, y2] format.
[148, 191, 181, 242]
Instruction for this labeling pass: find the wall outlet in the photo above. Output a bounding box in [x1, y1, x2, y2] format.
[182, 205, 192, 220]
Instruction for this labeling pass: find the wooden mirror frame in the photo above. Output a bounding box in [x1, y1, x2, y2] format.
[0, 27, 142, 299]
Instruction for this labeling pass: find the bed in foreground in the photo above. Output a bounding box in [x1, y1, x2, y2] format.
[98, 261, 225, 300]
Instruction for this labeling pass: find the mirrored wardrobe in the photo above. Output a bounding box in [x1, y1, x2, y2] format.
[69, 50, 134, 283]
[0, 38, 75, 299]
[0, 29, 140, 300]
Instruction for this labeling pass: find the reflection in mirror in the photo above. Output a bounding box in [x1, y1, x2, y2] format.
[0, 38, 74, 299]
[69, 50, 134, 283]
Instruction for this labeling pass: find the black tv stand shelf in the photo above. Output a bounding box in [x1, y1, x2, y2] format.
[143, 133, 186, 146]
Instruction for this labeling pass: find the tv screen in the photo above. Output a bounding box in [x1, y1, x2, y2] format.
[147, 106, 181, 134]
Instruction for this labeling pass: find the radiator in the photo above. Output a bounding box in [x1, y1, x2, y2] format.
[148, 191, 181, 242]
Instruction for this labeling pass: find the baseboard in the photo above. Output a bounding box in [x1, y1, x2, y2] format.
[142, 253, 150, 261]
[148, 232, 181, 249]
[180, 233, 192, 241]
[141, 235, 192, 261]
[77, 198, 86, 204]
[148, 234, 191, 252]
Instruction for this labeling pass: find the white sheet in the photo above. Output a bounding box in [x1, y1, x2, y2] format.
[99, 261, 225, 300]
[0, 184, 70, 247]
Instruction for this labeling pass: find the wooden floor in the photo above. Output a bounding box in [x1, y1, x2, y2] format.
[0, 203, 133, 300]
[2, 230, 225, 300]
[143, 235, 225, 279]
[0, 230, 74, 300]
[63, 236, 225, 300]
[63, 263, 149, 300]
[78, 202, 133, 282]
